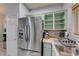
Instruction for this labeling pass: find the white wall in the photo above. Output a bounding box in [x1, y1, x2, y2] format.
[6, 3, 19, 56]
[19, 4, 29, 18]
[62, 3, 73, 33]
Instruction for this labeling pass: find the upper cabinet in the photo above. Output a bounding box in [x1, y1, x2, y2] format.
[44, 13, 53, 30]
[54, 11, 66, 30]
[43, 10, 66, 30]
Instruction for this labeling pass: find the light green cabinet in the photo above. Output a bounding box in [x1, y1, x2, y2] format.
[44, 14, 53, 30]
[54, 11, 66, 30]
[43, 43, 52, 56]
[44, 10, 66, 30]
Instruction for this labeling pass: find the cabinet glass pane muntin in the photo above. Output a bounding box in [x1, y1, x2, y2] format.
[44, 13, 53, 30]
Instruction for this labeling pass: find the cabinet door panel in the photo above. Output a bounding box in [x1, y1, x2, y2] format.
[54, 12, 64, 20]
[44, 14, 53, 30]
[44, 43, 51, 48]
[54, 11, 65, 30]
[44, 11, 66, 30]
[43, 43, 52, 56]
[43, 47, 52, 56]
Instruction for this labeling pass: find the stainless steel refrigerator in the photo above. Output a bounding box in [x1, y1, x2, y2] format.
[18, 16, 42, 56]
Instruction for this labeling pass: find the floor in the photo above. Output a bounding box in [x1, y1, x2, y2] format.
[18, 48, 41, 56]
[0, 42, 6, 56]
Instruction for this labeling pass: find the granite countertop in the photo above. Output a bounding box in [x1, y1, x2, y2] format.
[43, 37, 76, 56]
[43, 38, 58, 44]
[43, 37, 62, 45]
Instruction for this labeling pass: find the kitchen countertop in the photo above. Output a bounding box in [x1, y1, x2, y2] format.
[43, 38, 79, 56]
[43, 38, 58, 43]
[43, 38, 62, 46]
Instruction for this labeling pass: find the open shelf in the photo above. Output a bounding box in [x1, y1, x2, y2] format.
[45, 14, 53, 20]
[54, 11, 65, 30]
[54, 12, 65, 20]
[44, 13, 53, 30]
[44, 11, 66, 30]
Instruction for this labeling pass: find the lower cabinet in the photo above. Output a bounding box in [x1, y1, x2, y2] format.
[43, 43, 52, 56]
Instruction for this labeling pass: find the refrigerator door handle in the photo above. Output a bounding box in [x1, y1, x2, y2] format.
[28, 23, 30, 42]
[25, 24, 28, 42]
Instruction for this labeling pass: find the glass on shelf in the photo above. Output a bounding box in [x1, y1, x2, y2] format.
[55, 23, 64, 26]
[55, 22, 64, 24]
[55, 23, 65, 28]
[45, 19, 53, 21]
[45, 21, 53, 24]
[45, 21, 53, 25]
[55, 12, 65, 20]
[45, 25, 53, 29]
[55, 19, 65, 21]
[45, 24, 53, 26]
[45, 14, 53, 20]
[55, 24, 64, 27]
[55, 20, 64, 24]
[55, 16, 64, 20]
[55, 25, 64, 29]
[45, 21, 53, 23]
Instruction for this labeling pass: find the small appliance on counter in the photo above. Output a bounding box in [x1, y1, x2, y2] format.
[59, 31, 69, 38]
[42, 30, 49, 39]
[64, 31, 69, 39]
[43, 30, 49, 38]
[42, 31, 46, 38]
[3, 28, 6, 49]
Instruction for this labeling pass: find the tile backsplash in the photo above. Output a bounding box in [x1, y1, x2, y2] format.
[46, 30, 66, 38]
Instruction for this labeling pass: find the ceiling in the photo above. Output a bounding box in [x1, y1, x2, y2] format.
[24, 3, 57, 11]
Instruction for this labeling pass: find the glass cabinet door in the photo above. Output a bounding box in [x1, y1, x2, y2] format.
[44, 11, 66, 30]
[54, 11, 65, 30]
[44, 14, 53, 30]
